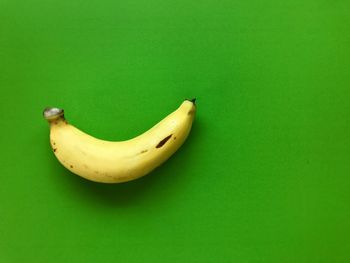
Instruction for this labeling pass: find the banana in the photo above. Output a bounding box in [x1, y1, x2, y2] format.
[43, 99, 196, 183]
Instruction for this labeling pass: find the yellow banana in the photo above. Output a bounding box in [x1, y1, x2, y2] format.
[43, 99, 196, 183]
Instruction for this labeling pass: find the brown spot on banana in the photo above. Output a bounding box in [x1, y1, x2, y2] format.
[156, 134, 172, 148]
[188, 109, 195, 115]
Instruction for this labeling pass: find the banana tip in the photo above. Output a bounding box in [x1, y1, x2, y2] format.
[186, 98, 196, 105]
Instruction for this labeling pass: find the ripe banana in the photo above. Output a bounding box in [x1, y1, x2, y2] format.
[43, 99, 196, 183]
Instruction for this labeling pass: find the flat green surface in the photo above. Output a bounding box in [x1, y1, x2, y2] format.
[1, 0, 350, 262]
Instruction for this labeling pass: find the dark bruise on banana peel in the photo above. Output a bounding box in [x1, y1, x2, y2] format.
[156, 134, 173, 148]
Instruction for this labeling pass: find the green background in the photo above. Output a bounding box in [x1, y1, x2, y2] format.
[1, 0, 349, 262]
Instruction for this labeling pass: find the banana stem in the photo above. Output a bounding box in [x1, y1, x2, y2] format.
[43, 107, 65, 122]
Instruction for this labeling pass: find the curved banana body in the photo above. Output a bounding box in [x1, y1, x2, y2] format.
[43, 100, 196, 183]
